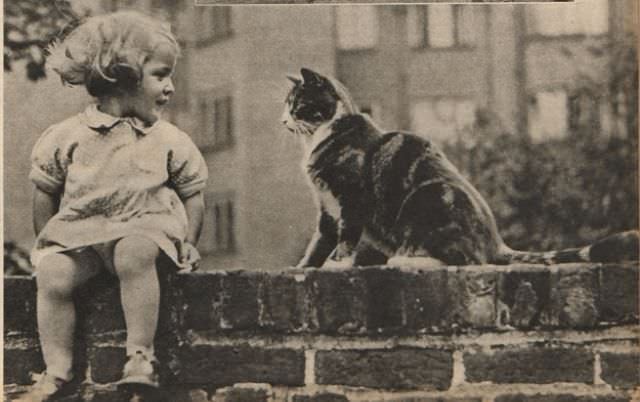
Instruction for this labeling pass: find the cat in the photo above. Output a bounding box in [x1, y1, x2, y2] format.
[281, 67, 639, 269]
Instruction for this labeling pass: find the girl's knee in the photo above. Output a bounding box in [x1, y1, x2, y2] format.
[114, 236, 160, 276]
[36, 254, 82, 296]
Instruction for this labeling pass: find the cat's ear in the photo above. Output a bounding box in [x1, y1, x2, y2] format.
[286, 74, 301, 86]
[300, 68, 324, 86]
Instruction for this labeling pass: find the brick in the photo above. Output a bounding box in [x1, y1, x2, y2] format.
[360, 267, 405, 332]
[4, 277, 37, 334]
[221, 272, 261, 331]
[494, 394, 629, 402]
[384, 398, 482, 402]
[181, 273, 225, 331]
[497, 266, 551, 329]
[464, 346, 593, 384]
[402, 267, 450, 333]
[78, 273, 126, 335]
[315, 348, 453, 390]
[176, 344, 304, 387]
[599, 263, 639, 324]
[541, 265, 599, 328]
[258, 271, 307, 332]
[89, 388, 131, 402]
[292, 393, 349, 402]
[88, 346, 126, 384]
[81, 264, 180, 337]
[215, 384, 272, 402]
[4, 345, 45, 385]
[600, 352, 640, 389]
[447, 268, 499, 330]
[306, 269, 368, 334]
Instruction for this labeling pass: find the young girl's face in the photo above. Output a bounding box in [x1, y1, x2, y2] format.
[127, 44, 176, 124]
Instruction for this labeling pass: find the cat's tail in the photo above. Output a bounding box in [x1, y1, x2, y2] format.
[492, 230, 639, 265]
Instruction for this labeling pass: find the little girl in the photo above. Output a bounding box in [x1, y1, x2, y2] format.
[21, 11, 208, 401]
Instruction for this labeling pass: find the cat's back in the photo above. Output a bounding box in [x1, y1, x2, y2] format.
[368, 131, 459, 191]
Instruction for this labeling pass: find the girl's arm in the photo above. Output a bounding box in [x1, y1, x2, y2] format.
[33, 188, 60, 235]
[183, 190, 205, 245]
[179, 191, 205, 269]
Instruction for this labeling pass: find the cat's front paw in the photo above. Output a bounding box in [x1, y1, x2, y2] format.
[323, 256, 355, 269]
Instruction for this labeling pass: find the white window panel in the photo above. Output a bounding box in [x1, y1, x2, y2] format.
[527, 0, 608, 36]
[427, 5, 455, 48]
[411, 98, 476, 145]
[577, 0, 608, 35]
[455, 100, 476, 131]
[336, 6, 378, 50]
[528, 91, 568, 142]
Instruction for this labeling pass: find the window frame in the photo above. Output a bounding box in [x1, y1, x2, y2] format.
[407, 4, 477, 50]
[195, 5, 233, 47]
[201, 192, 237, 256]
[197, 92, 234, 152]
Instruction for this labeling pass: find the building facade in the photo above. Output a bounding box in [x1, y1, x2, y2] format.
[4, 0, 634, 270]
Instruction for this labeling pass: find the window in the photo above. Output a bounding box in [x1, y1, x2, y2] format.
[198, 94, 233, 150]
[410, 98, 476, 145]
[201, 193, 236, 255]
[196, 6, 232, 44]
[336, 6, 378, 50]
[528, 91, 568, 142]
[407, 5, 477, 49]
[568, 90, 600, 133]
[526, 0, 609, 36]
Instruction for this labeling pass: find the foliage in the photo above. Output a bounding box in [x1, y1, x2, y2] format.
[4, 0, 89, 80]
[4, 241, 33, 276]
[444, 33, 638, 252]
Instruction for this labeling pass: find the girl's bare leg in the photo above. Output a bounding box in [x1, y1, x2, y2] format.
[113, 236, 160, 358]
[36, 249, 103, 381]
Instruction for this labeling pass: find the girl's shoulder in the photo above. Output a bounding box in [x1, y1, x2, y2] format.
[35, 113, 87, 146]
[154, 120, 197, 145]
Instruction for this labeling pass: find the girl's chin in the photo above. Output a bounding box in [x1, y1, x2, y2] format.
[138, 109, 164, 125]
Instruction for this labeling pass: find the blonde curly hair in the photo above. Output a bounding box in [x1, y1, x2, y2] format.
[46, 10, 179, 97]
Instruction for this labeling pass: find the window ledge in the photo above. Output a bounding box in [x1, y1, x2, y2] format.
[336, 47, 378, 54]
[410, 44, 476, 52]
[201, 141, 235, 154]
[525, 33, 609, 42]
[194, 31, 234, 48]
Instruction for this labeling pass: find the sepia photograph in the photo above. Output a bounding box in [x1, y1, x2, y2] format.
[3, 0, 639, 401]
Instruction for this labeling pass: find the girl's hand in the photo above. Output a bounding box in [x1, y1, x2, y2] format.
[178, 242, 201, 273]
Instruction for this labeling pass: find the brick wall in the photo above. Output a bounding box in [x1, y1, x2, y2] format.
[4, 262, 639, 401]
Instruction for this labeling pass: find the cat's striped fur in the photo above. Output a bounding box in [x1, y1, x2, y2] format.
[282, 68, 639, 268]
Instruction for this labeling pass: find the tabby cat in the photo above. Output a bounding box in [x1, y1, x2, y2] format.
[282, 68, 639, 268]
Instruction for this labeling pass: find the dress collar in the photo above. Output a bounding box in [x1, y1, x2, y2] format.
[82, 104, 159, 135]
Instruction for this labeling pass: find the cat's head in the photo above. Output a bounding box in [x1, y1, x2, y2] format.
[281, 68, 358, 135]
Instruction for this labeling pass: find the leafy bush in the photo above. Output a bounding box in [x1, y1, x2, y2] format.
[4, 241, 33, 276]
[443, 110, 638, 252]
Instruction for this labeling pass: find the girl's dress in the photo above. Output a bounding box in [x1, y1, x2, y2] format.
[29, 104, 208, 269]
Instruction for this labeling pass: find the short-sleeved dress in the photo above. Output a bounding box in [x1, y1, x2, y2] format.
[29, 104, 208, 269]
